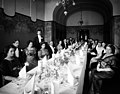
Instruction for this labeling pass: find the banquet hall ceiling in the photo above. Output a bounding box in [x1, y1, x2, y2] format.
[53, 0, 113, 25]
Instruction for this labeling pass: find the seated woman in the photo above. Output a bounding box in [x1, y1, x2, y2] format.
[25, 45, 38, 72]
[56, 40, 64, 54]
[24, 40, 34, 53]
[0, 45, 22, 85]
[89, 42, 105, 69]
[21, 40, 34, 65]
[87, 43, 97, 67]
[89, 44, 119, 94]
[38, 42, 50, 60]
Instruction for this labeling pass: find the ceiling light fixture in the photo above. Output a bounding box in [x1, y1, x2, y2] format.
[78, 11, 83, 26]
[56, 0, 75, 15]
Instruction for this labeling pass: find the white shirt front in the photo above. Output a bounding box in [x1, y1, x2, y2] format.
[15, 48, 19, 57]
[50, 45, 54, 53]
[96, 46, 104, 56]
[38, 35, 42, 43]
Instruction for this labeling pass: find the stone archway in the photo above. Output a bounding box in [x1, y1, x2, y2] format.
[53, 0, 113, 25]
[53, 0, 113, 42]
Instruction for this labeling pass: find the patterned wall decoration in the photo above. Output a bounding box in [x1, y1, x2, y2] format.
[66, 25, 104, 41]
[113, 16, 120, 47]
[0, 8, 44, 52]
[0, 8, 67, 51]
[44, 21, 52, 42]
[0, 8, 44, 33]
[52, 21, 66, 45]
[66, 27, 77, 39]
[114, 17, 120, 35]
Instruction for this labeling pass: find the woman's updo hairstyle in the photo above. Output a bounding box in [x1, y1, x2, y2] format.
[107, 44, 115, 54]
[3, 45, 16, 57]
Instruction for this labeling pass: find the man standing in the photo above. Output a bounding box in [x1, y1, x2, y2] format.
[33, 29, 44, 51]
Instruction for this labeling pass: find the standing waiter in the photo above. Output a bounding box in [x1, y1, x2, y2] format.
[33, 29, 44, 51]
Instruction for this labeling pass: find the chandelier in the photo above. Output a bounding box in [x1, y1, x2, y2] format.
[78, 11, 83, 26]
[56, 0, 76, 15]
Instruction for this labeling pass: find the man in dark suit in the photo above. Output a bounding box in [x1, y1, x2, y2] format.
[33, 29, 44, 51]
[12, 39, 24, 66]
[63, 39, 68, 49]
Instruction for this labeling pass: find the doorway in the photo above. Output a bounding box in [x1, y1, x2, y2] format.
[77, 29, 89, 41]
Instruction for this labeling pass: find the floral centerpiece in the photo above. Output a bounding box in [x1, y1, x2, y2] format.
[17, 43, 85, 94]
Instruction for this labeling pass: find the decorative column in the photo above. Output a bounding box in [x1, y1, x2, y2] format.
[4, 0, 16, 16]
[44, 21, 52, 42]
[30, 0, 36, 22]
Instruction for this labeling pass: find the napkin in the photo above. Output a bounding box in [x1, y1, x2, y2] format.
[24, 73, 36, 94]
[51, 81, 54, 94]
[42, 56, 47, 67]
[38, 60, 42, 72]
[19, 65, 27, 79]
[52, 54, 55, 58]
[53, 80, 59, 94]
[67, 65, 74, 86]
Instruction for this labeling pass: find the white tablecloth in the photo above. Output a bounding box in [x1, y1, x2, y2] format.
[0, 49, 87, 94]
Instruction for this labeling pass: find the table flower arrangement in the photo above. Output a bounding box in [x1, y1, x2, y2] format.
[17, 45, 85, 94]
[33, 51, 71, 94]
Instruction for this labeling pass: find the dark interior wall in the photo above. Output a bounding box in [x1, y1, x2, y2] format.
[103, 18, 113, 44]
[0, 8, 44, 52]
[43, 21, 66, 45]
[0, 7, 67, 52]
[66, 25, 104, 41]
[112, 15, 120, 48]
[52, 21, 66, 45]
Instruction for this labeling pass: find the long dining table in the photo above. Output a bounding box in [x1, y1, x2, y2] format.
[0, 46, 88, 94]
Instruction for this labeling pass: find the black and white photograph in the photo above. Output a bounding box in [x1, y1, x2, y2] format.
[0, 0, 120, 94]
